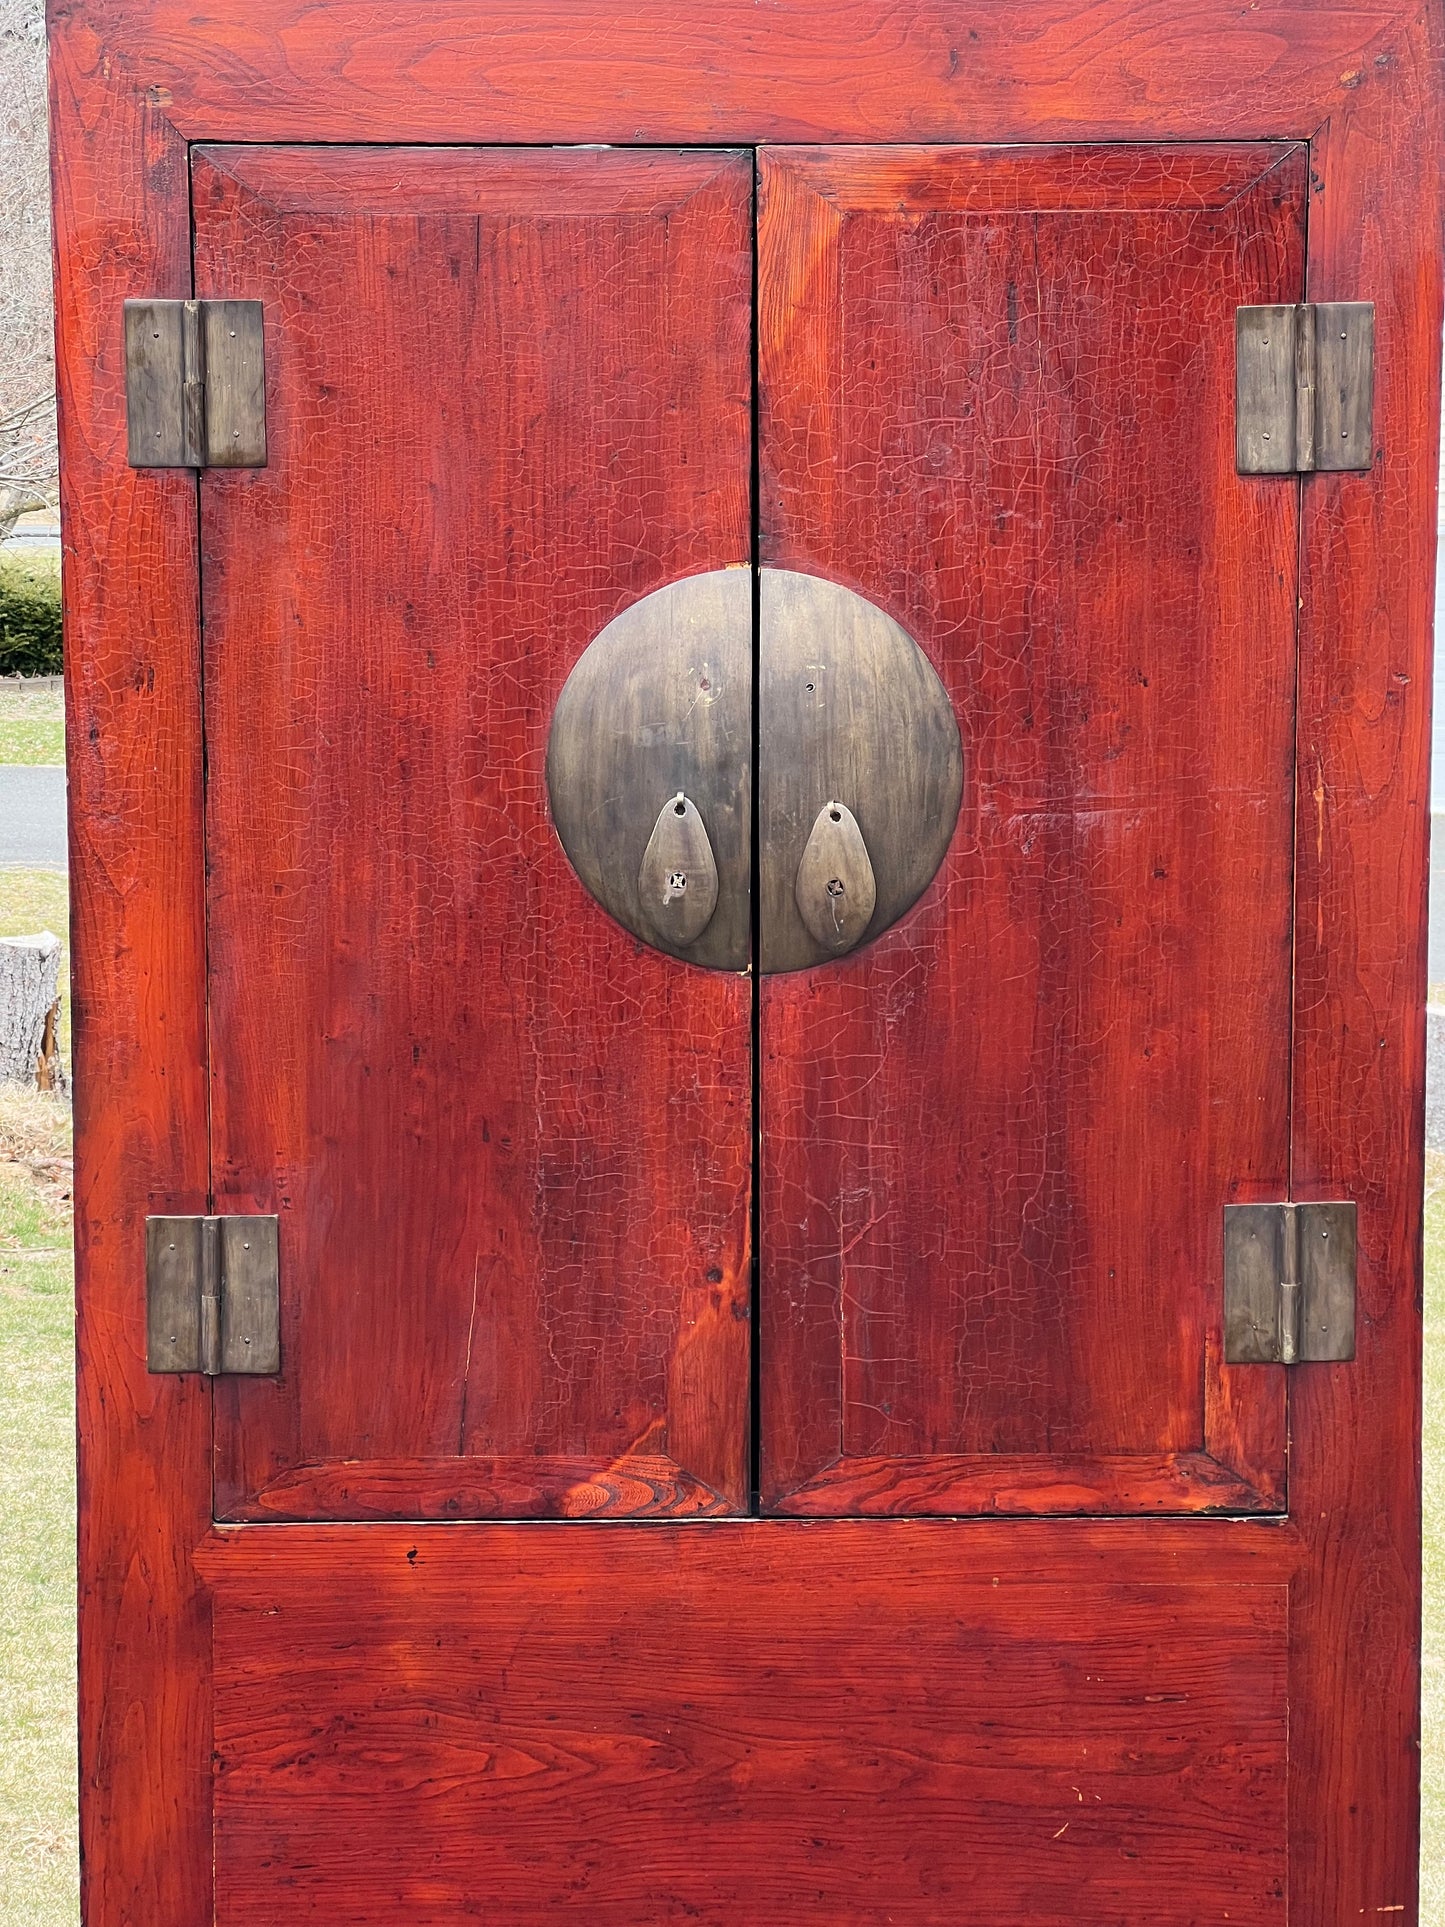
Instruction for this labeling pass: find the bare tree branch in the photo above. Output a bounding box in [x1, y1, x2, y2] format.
[0, 0, 57, 512]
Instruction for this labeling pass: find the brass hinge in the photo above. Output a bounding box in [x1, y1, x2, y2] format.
[1235, 303, 1374, 474]
[146, 1215, 281, 1375]
[1223, 1201, 1356, 1364]
[124, 298, 267, 469]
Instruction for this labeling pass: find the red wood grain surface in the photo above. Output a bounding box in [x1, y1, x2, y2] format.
[758, 144, 1303, 1516]
[200, 1523, 1290, 1927]
[51, 64, 216, 1927]
[51, 4, 1439, 1925]
[1286, 76, 1439, 1923]
[193, 144, 754, 1521]
[59, 0, 1424, 145]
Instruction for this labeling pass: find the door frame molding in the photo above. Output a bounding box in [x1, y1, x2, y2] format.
[52, 3, 1439, 1922]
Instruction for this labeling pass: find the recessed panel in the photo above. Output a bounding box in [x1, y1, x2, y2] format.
[207, 1526, 1289, 1927]
[759, 144, 1306, 1515]
[194, 143, 755, 1520]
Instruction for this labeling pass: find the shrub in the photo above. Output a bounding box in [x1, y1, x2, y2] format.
[0, 557, 62, 676]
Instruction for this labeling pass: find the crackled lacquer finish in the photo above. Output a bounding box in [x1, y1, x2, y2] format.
[194, 145, 754, 1519]
[759, 145, 1305, 1516]
[54, 5, 1439, 1925]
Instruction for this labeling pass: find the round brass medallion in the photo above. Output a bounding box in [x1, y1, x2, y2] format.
[546, 568, 962, 973]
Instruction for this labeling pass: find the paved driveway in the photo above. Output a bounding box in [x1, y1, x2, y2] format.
[0, 766, 67, 868]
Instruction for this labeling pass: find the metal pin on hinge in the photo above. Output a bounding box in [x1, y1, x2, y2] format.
[198, 1213, 222, 1378]
[1277, 1197, 1301, 1366]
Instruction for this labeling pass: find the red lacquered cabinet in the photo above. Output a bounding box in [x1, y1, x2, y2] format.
[49, 1, 1441, 1922]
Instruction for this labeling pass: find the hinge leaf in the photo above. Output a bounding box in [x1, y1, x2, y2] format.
[146, 1214, 281, 1374]
[1235, 303, 1373, 475]
[124, 298, 267, 469]
[1223, 1200, 1356, 1364]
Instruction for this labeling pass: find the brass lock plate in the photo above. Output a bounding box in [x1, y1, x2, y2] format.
[546, 569, 753, 972]
[545, 567, 963, 972]
[757, 570, 962, 974]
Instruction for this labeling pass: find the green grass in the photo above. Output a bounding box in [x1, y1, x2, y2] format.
[1426, 1152, 1445, 1923]
[0, 1086, 75, 1927]
[0, 680, 63, 765]
[0, 549, 60, 585]
[0, 840, 78, 1925]
[0, 550, 62, 679]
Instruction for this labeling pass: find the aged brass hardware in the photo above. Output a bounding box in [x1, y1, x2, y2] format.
[547, 569, 751, 970]
[1223, 1201, 1356, 1364]
[146, 1214, 280, 1374]
[758, 570, 963, 974]
[124, 298, 267, 468]
[547, 566, 962, 972]
[795, 802, 876, 956]
[638, 793, 720, 949]
[1235, 303, 1373, 474]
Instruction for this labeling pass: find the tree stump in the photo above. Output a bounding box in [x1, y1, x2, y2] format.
[0, 931, 63, 1089]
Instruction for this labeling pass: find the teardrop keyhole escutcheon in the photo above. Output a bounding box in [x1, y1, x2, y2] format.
[795, 802, 877, 955]
[638, 793, 720, 950]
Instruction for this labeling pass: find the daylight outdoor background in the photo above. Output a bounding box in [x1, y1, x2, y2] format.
[0, 0, 1441, 1920]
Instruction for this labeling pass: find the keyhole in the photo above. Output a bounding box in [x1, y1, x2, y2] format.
[826, 878, 845, 898]
[668, 872, 687, 892]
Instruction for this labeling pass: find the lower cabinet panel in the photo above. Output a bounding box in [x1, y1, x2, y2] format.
[201, 1525, 1289, 1926]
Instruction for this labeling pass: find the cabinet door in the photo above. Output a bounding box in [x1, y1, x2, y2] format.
[759, 144, 1305, 1516]
[195, 145, 754, 1520]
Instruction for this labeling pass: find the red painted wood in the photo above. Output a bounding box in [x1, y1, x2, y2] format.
[774, 1449, 1280, 1518]
[193, 144, 754, 1520]
[49, 58, 216, 1927]
[1285, 67, 1443, 1924]
[67, 0, 1415, 145]
[53, 3, 1438, 1924]
[758, 143, 1303, 1517]
[199, 1524, 1290, 1927]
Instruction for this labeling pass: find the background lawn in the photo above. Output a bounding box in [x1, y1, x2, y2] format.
[1, 837, 75, 1927]
[1425, 1155, 1444, 1922]
[0, 1084, 74, 1927]
[0, 678, 63, 767]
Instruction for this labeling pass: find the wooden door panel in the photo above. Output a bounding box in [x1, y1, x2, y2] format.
[758, 145, 1305, 1516]
[195, 145, 754, 1520]
[203, 1525, 1289, 1927]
